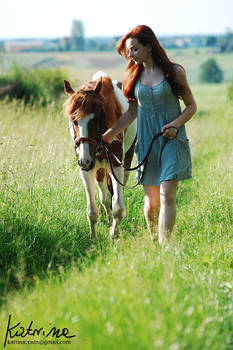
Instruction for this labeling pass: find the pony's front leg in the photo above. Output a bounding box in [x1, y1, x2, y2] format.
[96, 177, 112, 220]
[109, 167, 126, 239]
[81, 170, 98, 240]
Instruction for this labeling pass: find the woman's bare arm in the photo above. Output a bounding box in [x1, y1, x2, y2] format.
[102, 101, 138, 143]
[162, 66, 197, 138]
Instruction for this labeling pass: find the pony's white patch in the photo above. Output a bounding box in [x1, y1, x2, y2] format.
[69, 120, 75, 140]
[112, 81, 129, 113]
[92, 71, 109, 80]
[92, 71, 129, 114]
[112, 80, 137, 154]
[77, 113, 95, 162]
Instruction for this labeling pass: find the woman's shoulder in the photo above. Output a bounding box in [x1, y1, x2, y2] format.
[173, 63, 185, 73]
[173, 64, 187, 83]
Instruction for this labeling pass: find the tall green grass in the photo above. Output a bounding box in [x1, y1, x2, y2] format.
[0, 83, 232, 349]
[0, 99, 92, 298]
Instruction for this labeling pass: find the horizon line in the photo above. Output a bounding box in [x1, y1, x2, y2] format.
[0, 32, 227, 41]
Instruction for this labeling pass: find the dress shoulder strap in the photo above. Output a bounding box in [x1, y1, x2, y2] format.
[173, 63, 180, 71]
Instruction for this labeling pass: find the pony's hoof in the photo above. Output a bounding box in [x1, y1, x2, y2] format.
[158, 236, 170, 248]
[89, 234, 97, 242]
[109, 235, 121, 243]
[150, 234, 158, 242]
[109, 229, 121, 241]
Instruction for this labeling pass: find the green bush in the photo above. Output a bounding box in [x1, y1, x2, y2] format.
[0, 63, 68, 105]
[199, 58, 223, 83]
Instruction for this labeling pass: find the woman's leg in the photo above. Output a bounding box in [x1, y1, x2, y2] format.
[158, 180, 178, 245]
[143, 185, 160, 239]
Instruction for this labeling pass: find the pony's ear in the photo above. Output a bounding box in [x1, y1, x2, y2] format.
[64, 80, 75, 95]
[93, 77, 102, 95]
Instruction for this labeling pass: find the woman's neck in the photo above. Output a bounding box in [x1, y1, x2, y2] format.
[142, 54, 157, 71]
[143, 59, 154, 70]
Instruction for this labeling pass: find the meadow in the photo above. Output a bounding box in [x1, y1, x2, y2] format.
[1, 47, 233, 85]
[0, 48, 232, 349]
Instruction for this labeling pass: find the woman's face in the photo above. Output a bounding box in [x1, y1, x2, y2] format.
[126, 38, 151, 64]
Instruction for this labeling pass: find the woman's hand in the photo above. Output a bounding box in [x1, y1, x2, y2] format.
[161, 124, 178, 139]
[102, 101, 138, 144]
[102, 129, 114, 144]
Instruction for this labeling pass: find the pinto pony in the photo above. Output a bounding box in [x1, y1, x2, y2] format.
[64, 72, 137, 240]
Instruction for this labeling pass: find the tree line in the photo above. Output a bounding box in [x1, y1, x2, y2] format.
[58, 20, 233, 53]
[1, 20, 232, 53]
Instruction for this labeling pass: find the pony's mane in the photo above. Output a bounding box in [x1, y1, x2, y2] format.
[64, 76, 122, 129]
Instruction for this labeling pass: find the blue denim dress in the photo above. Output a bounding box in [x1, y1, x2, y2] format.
[134, 78, 192, 186]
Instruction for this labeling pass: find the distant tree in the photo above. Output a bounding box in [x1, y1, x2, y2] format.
[113, 36, 121, 45]
[97, 42, 108, 51]
[71, 20, 85, 51]
[86, 39, 97, 51]
[199, 59, 223, 83]
[205, 36, 217, 47]
[218, 31, 233, 53]
[107, 39, 117, 51]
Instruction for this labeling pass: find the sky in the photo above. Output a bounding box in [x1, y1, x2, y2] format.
[0, 0, 233, 40]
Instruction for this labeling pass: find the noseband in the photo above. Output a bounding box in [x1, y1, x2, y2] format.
[74, 136, 100, 149]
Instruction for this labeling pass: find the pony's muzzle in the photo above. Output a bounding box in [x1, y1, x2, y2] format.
[78, 158, 95, 171]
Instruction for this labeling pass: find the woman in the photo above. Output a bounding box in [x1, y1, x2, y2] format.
[102, 25, 197, 245]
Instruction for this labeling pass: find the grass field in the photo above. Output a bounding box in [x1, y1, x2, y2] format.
[0, 49, 233, 349]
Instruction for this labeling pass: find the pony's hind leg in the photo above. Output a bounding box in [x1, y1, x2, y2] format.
[81, 170, 98, 241]
[109, 167, 126, 239]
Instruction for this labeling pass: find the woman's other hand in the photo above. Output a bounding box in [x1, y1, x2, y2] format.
[161, 124, 178, 139]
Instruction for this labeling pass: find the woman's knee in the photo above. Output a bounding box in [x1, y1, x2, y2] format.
[160, 180, 178, 205]
[144, 195, 159, 213]
[144, 186, 160, 211]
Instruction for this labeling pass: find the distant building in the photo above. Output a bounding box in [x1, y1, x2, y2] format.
[4, 40, 44, 53]
[174, 37, 191, 48]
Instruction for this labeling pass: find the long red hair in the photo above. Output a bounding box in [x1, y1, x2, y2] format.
[116, 25, 189, 100]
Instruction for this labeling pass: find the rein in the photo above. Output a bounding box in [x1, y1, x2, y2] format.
[74, 126, 178, 189]
[103, 132, 163, 189]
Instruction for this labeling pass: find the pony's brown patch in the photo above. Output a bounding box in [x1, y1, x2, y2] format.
[96, 168, 106, 182]
[64, 76, 122, 130]
[95, 169, 113, 198]
[72, 123, 80, 140]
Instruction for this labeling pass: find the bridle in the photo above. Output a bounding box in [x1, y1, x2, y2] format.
[73, 104, 105, 155]
[74, 135, 104, 156]
[74, 136, 100, 149]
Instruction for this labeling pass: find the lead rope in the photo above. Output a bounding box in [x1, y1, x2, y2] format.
[102, 132, 162, 189]
[102, 126, 178, 189]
